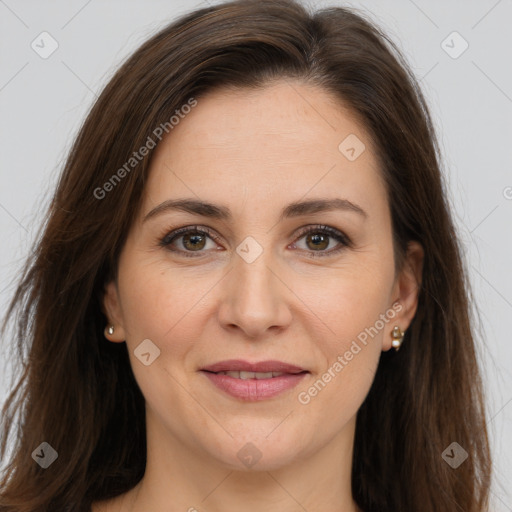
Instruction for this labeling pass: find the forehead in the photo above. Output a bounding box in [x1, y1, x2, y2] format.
[160, 81, 369, 156]
[143, 81, 387, 221]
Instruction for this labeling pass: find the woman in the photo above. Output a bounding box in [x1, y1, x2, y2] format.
[0, 0, 492, 510]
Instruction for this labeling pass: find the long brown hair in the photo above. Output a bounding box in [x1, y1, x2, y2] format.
[0, 1, 491, 510]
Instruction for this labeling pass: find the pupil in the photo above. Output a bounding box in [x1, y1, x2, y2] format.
[308, 233, 328, 250]
[184, 233, 205, 250]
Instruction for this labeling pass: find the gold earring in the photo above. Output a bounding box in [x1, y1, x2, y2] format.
[107, 325, 115, 336]
[391, 326, 404, 351]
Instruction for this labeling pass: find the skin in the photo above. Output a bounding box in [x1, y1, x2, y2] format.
[94, 80, 423, 512]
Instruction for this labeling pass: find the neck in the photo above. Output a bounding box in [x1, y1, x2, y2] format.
[125, 412, 360, 512]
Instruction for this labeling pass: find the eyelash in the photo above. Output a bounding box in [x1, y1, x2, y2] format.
[158, 224, 352, 259]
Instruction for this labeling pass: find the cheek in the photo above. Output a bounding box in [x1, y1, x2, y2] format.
[118, 258, 208, 339]
[294, 254, 395, 346]
[116, 259, 224, 395]
[292, 255, 393, 415]
[115, 262, 208, 414]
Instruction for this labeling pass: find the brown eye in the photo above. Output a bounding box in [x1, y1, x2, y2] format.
[292, 225, 351, 258]
[160, 226, 220, 257]
[305, 232, 329, 251]
[181, 232, 207, 251]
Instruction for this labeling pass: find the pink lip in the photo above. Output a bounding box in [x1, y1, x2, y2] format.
[201, 359, 306, 373]
[200, 359, 308, 401]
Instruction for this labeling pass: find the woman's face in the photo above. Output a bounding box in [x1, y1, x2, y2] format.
[104, 81, 422, 471]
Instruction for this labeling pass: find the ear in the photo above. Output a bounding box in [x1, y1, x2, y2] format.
[383, 240, 424, 351]
[102, 280, 127, 343]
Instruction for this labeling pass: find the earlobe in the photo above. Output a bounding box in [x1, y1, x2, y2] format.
[102, 280, 126, 343]
[384, 241, 424, 351]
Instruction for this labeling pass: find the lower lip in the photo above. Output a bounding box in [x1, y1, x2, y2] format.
[201, 371, 308, 401]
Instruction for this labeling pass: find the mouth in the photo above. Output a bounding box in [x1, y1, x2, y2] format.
[206, 370, 299, 379]
[200, 360, 309, 401]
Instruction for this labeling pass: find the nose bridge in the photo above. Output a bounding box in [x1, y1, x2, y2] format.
[218, 235, 292, 337]
[236, 243, 275, 296]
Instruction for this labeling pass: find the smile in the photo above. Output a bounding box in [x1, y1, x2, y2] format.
[200, 359, 309, 401]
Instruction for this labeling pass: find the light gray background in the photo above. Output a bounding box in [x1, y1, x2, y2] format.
[0, 0, 511, 509]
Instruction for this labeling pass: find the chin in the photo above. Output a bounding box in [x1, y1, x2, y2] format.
[206, 433, 310, 472]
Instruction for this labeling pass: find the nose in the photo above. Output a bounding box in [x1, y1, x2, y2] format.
[217, 247, 293, 339]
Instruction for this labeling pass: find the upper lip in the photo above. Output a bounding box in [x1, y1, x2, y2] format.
[201, 359, 307, 374]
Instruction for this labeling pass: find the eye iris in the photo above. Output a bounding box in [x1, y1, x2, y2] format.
[306, 232, 329, 251]
[183, 232, 206, 251]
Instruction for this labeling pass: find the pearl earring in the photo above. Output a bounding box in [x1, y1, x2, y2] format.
[391, 326, 405, 351]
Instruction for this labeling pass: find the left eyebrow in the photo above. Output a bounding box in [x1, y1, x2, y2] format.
[279, 197, 368, 221]
[142, 197, 368, 223]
